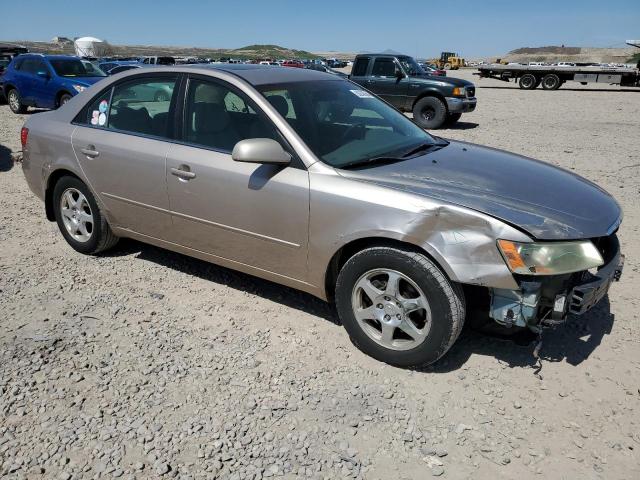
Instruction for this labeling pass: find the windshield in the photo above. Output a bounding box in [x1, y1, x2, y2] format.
[257, 80, 436, 168]
[50, 59, 107, 77]
[397, 56, 425, 75]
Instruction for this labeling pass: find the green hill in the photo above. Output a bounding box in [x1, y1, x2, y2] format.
[229, 44, 318, 59]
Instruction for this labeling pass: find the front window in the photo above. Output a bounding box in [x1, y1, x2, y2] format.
[50, 58, 107, 77]
[257, 80, 436, 169]
[183, 78, 280, 152]
[397, 56, 425, 76]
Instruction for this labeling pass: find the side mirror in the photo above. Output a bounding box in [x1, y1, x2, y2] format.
[232, 138, 291, 165]
[37, 70, 50, 79]
[395, 68, 405, 80]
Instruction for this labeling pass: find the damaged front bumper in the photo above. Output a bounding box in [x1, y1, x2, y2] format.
[489, 235, 624, 329]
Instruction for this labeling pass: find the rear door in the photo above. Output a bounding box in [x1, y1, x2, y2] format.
[29, 58, 55, 108]
[15, 57, 40, 104]
[164, 75, 310, 280]
[71, 73, 179, 239]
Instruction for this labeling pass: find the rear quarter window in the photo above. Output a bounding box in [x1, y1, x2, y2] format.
[351, 57, 370, 77]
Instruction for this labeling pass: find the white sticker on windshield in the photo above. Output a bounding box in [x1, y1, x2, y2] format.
[350, 89, 374, 98]
[90, 110, 99, 125]
[98, 113, 107, 126]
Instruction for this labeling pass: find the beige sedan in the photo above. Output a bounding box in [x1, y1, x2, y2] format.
[20, 65, 623, 367]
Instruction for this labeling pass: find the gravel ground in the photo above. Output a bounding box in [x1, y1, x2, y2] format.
[1, 73, 639, 480]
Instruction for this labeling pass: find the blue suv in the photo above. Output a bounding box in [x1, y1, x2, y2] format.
[2, 54, 107, 114]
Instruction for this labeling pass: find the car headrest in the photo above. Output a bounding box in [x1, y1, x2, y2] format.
[268, 95, 289, 117]
[112, 106, 151, 132]
[192, 102, 230, 134]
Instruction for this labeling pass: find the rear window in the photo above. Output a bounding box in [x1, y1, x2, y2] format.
[20, 58, 48, 75]
[351, 57, 370, 77]
[107, 77, 177, 138]
[50, 58, 107, 78]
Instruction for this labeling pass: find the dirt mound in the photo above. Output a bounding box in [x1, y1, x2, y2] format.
[509, 46, 582, 55]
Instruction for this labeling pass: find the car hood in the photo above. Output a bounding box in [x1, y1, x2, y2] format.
[409, 74, 472, 87]
[338, 140, 621, 240]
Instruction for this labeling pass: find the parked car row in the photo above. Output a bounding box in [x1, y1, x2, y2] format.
[2, 52, 476, 131]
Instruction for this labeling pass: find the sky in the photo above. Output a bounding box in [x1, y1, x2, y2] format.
[2, 0, 639, 58]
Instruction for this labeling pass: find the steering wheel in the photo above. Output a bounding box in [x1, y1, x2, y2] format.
[341, 122, 366, 142]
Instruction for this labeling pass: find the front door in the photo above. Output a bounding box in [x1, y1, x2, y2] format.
[70, 74, 179, 239]
[165, 76, 310, 281]
[367, 57, 408, 109]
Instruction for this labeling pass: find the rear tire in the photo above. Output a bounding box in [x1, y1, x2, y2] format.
[541, 74, 561, 90]
[7, 88, 27, 114]
[335, 246, 466, 368]
[518, 73, 537, 90]
[53, 176, 119, 255]
[58, 93, 72, 107]
[412, 96, 448, 129]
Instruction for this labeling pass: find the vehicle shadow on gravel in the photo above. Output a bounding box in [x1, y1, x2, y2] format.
[105, 239, 339, 323]
[442, 121, 479, 131]
[0, 143, 14, 172]
[429, 298, 614, 373]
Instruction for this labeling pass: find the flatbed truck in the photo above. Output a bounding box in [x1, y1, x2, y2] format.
[475, 64, 640, 90]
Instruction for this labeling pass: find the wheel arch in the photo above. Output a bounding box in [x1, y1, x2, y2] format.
[323, 236, 455, 303]
[44, 168, 82, 221]
[411, 90, 447, 110]
[3, 83, 17, 96]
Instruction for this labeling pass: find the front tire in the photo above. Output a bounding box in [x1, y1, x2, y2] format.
[412, 97, 448, 129]
[7, 89, 27, 114]
[335, 247, 465, 368]
[53, 176, 118, 255]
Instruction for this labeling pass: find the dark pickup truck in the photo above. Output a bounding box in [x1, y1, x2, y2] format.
[349, 53, 477, 129]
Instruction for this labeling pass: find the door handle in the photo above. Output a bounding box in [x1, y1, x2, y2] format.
[170, 166, 196, 180]
[80, 145, 99, 158]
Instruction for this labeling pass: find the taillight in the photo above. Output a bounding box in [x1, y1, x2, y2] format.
[20, 127, 28, 148]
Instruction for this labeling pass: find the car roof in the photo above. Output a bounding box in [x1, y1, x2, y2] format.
[21, 54, 81, 61]
[134, 63, 341, 86]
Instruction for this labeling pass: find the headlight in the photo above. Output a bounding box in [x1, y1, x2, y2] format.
[72, 85, 86, 93]
[452, 86, 466, 97]
[497, 239, 603, 275]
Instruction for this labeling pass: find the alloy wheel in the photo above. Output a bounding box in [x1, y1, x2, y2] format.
[8, 91, 19, 111]
[60, 188, 94, 243]
[351, 269, 432, 351]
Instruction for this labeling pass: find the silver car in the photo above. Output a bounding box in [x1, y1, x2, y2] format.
[20, 65, 624, 367]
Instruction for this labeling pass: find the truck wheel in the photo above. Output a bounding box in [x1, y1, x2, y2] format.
[518, 74, 537, 90]
[412, 97, 447, 129]
[7, 88, 27, 114]
[444, 63, 451, 70]
[541, 74, 561, 90]
[445, 113, 462, 126]
[335, 246, 466, 368]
